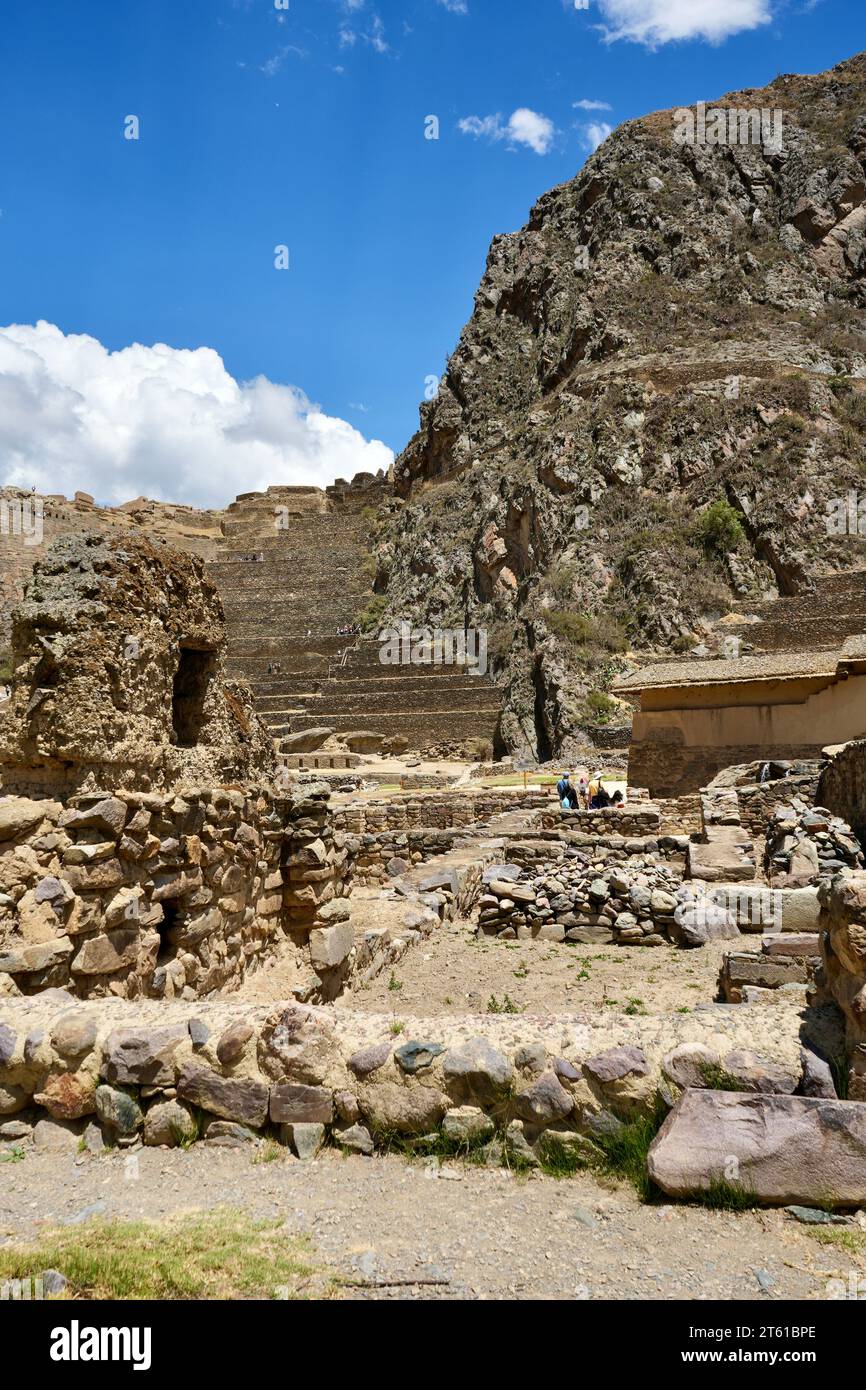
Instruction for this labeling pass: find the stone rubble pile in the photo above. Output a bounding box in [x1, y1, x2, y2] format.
[764, 800, 863, 886]
[477, 851, 706, 946]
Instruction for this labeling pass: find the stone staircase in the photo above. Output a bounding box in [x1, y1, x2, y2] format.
[206, 484, 502, 751]
[687, 786, 757, 882]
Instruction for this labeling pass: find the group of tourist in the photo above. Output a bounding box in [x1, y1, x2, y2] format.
[266, 661, 283, 675]
[556, 770, 623, 811]
[337, 623, 360, 638]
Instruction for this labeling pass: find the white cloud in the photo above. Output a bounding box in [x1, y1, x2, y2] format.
[580, 120, 613, 151]
[339, 10, 389, 53]
[436, 0, 468, 12]
[367, 15, 389, 53]
[507, 108, 556, 154]
[0, 322, 394, 509]
[458, 108, 556, 155]
[595, 0, 773, 47]
[573, 98, 612, 111]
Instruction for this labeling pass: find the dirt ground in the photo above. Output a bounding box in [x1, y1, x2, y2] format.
[238, 887, 753, 1015]
[0, 1144, 856, 1301]
[340, 917, 752, 1018]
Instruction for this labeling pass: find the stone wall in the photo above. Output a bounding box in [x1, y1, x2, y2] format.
[332, 788, 552, 834]
[343, 828, 467, 885]
[819, 871, 866, 1095]
[537, 806, 661, 836]
[628, 739, 827, 800]
[0, 785, 349, 1004]
[818, 739, 866, 845]
[0, 532, 275, 797]
[736, 774, 822, 837]
[0, 993, 810, 1164]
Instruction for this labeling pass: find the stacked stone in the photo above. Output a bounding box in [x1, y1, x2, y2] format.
[735, 772, 821, 837]
[331, 789, 552, 836]
[537, 806, 663, 836]
[764, 800, 863, 886]
[0, 785, 350, 1003]
[819, 872, 866, 1098]
[0, 996, 830, 1178]
[343, 828, 463, 885]
[282, 783, 349, 949]
[477, 854, 684, 945]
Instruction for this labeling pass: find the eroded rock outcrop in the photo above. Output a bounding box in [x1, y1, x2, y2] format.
[0, 532, 275, 795]
[372, 54, 866, 761]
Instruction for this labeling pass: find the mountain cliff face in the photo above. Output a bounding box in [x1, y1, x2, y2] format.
[371, 53, 866, 762]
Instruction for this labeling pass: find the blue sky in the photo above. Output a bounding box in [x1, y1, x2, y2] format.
[0, 0, 861, 507]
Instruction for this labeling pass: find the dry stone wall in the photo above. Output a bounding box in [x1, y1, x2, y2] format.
[0, 785, 350, 1004]
[331, 788, 553, 835]
[0, 993, 814, 1168]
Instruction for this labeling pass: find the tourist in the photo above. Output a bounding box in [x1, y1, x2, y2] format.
[578, 776, 589, 809]
[611, 789, 624, 806]
[267, 662, 273, 675]
[556, 771, 573, 809]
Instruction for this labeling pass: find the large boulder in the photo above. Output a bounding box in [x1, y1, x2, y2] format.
[648, 1091, 866, 1206]
[672, 902, 740, 948]
[342, 731, 384, 754]
[280, 729, 334, 754]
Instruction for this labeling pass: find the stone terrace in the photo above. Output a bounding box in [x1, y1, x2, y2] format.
[207, 482, 501, 751]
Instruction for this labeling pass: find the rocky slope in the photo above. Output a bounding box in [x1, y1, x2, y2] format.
[371, 52, 866, 763]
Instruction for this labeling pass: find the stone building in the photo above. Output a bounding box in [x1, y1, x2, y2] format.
[0, 532, 275, 797]
[616, 638, 866, 796]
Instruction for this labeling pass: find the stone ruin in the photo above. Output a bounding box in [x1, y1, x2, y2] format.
[0, 531, 275, 797]
[0, 535, 358, 1008]
[4, 536, 866, 1210]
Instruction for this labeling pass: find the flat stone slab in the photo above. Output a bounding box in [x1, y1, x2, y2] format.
[648, 1090, 866, 1207]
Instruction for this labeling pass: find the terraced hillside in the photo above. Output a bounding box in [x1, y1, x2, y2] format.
[206, 483, 501, 751]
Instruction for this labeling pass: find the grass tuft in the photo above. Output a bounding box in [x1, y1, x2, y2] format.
[0, 1208, 323, 1300]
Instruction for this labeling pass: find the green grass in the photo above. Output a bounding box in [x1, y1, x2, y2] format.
[830, 1055, 849, 1100]
[693, 1178, 759, 1211]
[808, 1227, 865, 1255]
[487, 993, 522, 1014]
[697, 1062, 746, 1092]
[0, 1209, 324, 1300]
[587, 1096, 669, 1202]
[252, 1140, 284, 1165]
[0, 1145, 25, 1164]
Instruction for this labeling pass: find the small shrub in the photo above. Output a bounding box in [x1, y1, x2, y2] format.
[356, 593, 390, 634]
[697, 1062, 745, 1092]
[548, 610, 627, 654]
[487, 994, 521, 1014]
[693, 500, 746, 557]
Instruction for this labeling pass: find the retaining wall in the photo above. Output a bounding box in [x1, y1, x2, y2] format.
[0, 994, 809, 1162]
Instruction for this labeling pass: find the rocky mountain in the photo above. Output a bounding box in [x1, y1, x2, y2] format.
[370, 52, 866, 763]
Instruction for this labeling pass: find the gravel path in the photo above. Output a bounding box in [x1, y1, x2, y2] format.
[0, 1145, 849, 1301]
